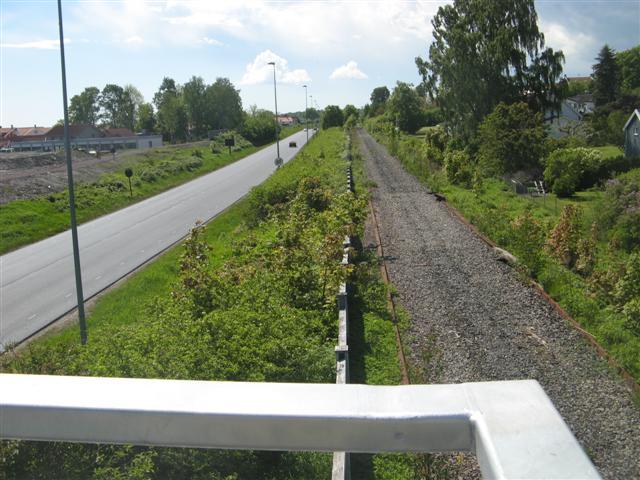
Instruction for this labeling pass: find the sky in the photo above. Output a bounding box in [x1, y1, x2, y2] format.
[1, 0, 639, 127]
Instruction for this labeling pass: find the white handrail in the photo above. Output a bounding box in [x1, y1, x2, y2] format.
[0, 374, 600, 480]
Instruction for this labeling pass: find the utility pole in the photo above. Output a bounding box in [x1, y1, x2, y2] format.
[57, 0, 87, 344]
[303, 85, 309, 143]
[267, 62, 281, 166]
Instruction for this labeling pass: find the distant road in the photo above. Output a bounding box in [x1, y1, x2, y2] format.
[0, 130, 313, 348]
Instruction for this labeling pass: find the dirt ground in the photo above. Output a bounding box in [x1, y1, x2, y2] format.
[0, 150, 130, 204]
[0, 141, 209, 205]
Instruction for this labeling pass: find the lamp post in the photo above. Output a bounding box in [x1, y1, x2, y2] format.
[302, 84, 308, 143]
[267, 61, 281, 166]
[57, 0, 87, 344]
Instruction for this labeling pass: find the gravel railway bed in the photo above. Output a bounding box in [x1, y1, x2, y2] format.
[356, 128, 640, 479]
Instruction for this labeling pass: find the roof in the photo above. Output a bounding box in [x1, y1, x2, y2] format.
[45, 124, 103, 138]
[622, 109, 640, 132]
[103, 128, 135, 137]
[15, 127, 50, 136]
[567, 94, 594, 103]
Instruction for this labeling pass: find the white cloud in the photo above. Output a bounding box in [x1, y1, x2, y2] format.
[67, 1, 445, 57]
[202, 37, 223, 46]
[1, 39, 70, 50]
[330, 61, 368, 80]
[124, 35, 144, 45]
[539, 21, 598, 74]
[241, 50, 311, 85]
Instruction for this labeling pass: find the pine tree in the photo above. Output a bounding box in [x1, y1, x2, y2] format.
[592, 44, 620, 106]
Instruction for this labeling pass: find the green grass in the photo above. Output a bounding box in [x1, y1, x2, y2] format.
[593, 144, 624, 159]
[0, 126, 302, 255]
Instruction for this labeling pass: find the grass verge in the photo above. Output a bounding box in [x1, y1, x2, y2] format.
[0, 126, 302, 255]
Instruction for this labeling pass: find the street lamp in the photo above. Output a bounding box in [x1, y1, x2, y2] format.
[302, 84, 309, 143]
[267, 61, 281, 167]
[57, 0, 87, 345]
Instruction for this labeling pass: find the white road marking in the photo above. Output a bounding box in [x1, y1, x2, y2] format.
[95, 275, 102, 280]
[65, 293, 72, 298]
[28, 314, 37, 320]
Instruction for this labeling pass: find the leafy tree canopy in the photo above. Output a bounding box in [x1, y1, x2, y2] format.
[369, 86, 390, 115]
[204, 77, 244, 131]
[321, 105, 344, 129]
[478, 102, 547, 176]
[343, 104, 358, 121]
[69, 87, 100, 126]
[416, 0, 565, 139]
[617, 45, 640, 92]
[388, 82, 425, 134]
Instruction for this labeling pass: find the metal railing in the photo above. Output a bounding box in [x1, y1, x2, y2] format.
[0, 374, 600, 479]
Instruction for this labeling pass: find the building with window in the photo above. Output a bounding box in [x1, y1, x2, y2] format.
[623, 109, 640, 158]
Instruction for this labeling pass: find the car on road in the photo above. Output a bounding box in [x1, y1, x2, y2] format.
[289, 141, 297, 148]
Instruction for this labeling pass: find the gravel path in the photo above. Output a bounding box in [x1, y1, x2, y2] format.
[356, 128, 640, 480]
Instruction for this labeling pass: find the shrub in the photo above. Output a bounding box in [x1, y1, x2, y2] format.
[477, 102, 547, 176]
[600, 168, 640, 251]
[546, 205, 582, 268]
[510, 209, 545, 275]
[423, 125, 448, 152]
[543, 147, 603, 197]
[444, 149, 473, 187]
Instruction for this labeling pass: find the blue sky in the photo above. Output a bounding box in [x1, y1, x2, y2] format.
[1, 0, 639, 127]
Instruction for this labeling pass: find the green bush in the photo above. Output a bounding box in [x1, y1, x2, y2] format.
[477, 102, 547, 176]
[543, 147, 603, 197]
[444, 149, 473, 187]
[600, 168, 640, 251]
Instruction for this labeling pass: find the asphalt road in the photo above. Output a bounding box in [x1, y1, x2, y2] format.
[0, 130, 313, 348]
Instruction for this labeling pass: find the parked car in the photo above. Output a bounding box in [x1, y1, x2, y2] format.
[289, 141, 297, 148]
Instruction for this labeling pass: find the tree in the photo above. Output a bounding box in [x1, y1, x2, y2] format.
[592, 45, 620, 106]
[416, 0, 565, 139]
[321, 105, 344, 129]
[343, 104, 358, 121]
[69, 87, 100, 125]
[204, 78, 243, 130]
[123, 84, 144, 130]
[136, 102, 156, 132]
[157, 94, 187, 143]
[153, 77, 178, 110]
[99, 84, 128, 128]
[617, 46, 640, 92]
[242, 109, 276, 145]
[153, 77, 186, 141]
[182, 76, 207, 136]
[388, 82, 425, 133]
[477, 102, 547, 176]
[369, 86, 390, 115]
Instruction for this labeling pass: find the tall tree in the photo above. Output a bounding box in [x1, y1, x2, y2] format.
[343, 104, 358, 121]
[157, 95, 187, 143]
[369, 86, 390, 115]
[593, 45, 620, 106]
[321, 105, 344, 129]
[182, 76, 207, 136]
[69, 87, 100, 125]
[617, 46, 640, 92]
[415, 0, 565, 139]
[99, 84, 127, 128]
[123, 84, 144, 130]
[136, 102, 156, 133]
[153, 77, 178, 110]
[388, 82, 425, 133]
[204, 78, 243, 130]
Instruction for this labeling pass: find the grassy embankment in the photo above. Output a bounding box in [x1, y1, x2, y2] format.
[366, 126, 640, 384]
[1, 127, 419, 479]
[0, 126, 301, 255]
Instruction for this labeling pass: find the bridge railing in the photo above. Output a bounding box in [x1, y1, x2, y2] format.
[0, 374, 600, 479]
